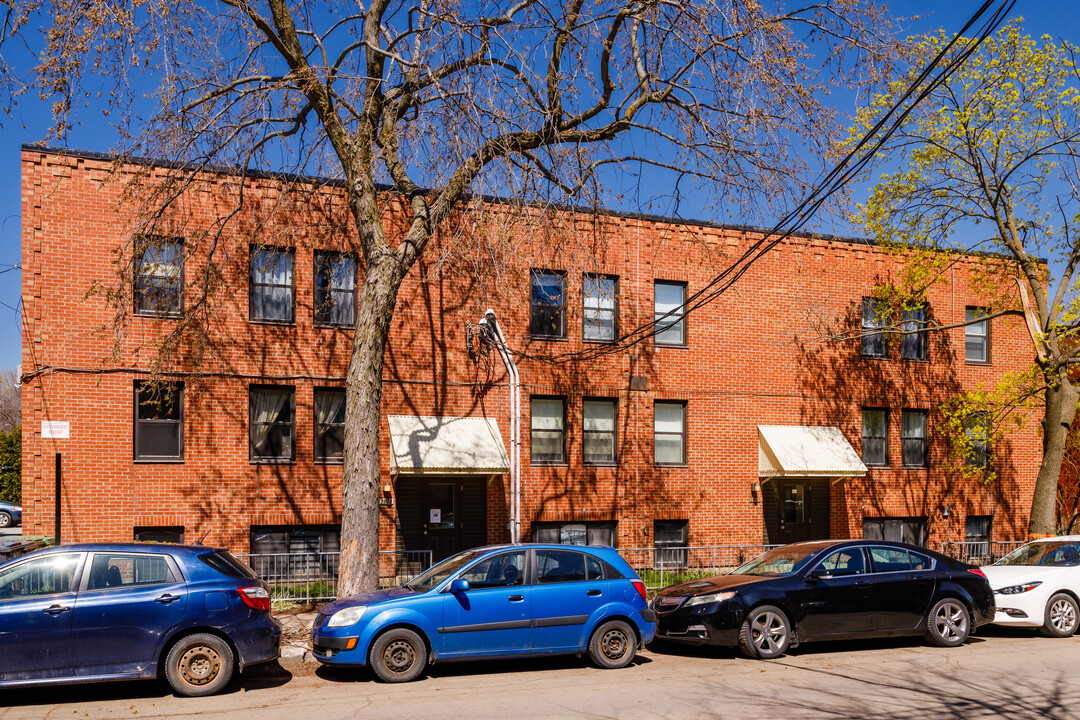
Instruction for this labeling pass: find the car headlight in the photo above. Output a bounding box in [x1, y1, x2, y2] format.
[683, 591, 736, 606]
[327, 606, 367, 628]
[995, 582, 1043, 595]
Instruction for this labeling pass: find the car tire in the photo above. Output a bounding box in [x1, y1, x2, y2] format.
[924, 598, 970, 647]
[739, 605, 791, 660]
[588, 619, 637, 669]
[0, 512, 10, 528]
[164, 633, 235, 697]
[370, 628, 427, 683]
[1041, 593, 1079, 638]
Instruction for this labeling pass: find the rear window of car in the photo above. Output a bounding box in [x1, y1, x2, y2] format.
[199, 550, 259, 579]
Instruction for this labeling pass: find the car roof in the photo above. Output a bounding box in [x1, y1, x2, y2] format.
[29, 542, 223, 556]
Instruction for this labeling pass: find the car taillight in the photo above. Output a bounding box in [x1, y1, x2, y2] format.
[968, 568, 987, 578]
[632, 580, 648, 603]
[238, 586, 271, 612]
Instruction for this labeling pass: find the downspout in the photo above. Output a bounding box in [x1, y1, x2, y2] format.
[482, 310, 521, 544]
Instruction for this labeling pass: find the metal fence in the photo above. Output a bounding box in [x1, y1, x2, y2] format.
[236, 549, 433, 604]
[939, 540, 1025, 566]
[618, 544, 778, 592]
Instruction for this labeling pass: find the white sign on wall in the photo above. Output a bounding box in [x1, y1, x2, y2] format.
[41, 421, 70, 439]
[429, 509, 441, 524]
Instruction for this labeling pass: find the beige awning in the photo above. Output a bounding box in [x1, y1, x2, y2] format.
[388, 415, 509, 475]
[758, 425, 867, 478]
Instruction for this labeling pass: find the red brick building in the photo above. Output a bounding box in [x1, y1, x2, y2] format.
[20, 146, 1042, 561]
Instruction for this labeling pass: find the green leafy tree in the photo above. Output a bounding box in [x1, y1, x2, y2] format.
[0, 428, 20, 504]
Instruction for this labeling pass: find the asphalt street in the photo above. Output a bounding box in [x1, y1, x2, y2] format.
[1, 626, 1076, 720]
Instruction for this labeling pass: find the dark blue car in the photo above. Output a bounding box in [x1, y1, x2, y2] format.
[0, 501, 20, 528]
[0, 543, 280, 696]
[312, 544, 656, 682]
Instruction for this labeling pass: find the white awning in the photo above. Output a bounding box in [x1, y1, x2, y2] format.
[388, 416, 509, 475]
[757, 425, 867, 478]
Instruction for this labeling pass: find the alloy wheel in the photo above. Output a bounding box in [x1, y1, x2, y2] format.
[933, 601, 968, 642]
[1049, 597, 1077, 634]
[751, 611, 787, 654]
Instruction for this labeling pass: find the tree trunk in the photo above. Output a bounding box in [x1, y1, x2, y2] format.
[1029, 373, 1079, 537]
[338, 253, 408, 596]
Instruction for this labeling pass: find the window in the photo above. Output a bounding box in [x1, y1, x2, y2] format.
[965, 412, 990, 468]
[134, 381, 183, 461]
[965, 307, 990, 363]
[314, 251, 356, 326]
[135, 237, 183, 315]
[87, 553, 172, 590]
[248, 525, 341, 579]
[966, 515, 992, 561]
[817, 548, 866, 576]
[249, 385, 295, 461]
[583, 399, 617, 464]
[0, 553, 81, 598]
[529, 270, 566, 337]
[315, 388, 346, 462]
[532, 521, 616, 547]
[902, 409, 928, 467]
[654, 401, 687, 465]
[583, 274, 618, 342]
[901, 303, 927, 360]
[654, 281, 687, 346]
[536, 549, 588, 583]
[134, 526, 184, 544]
[862, 517, 928, 546]
[250, 247, 295, 323]
[867, 546, 932, 572]
[459, 551, 525, 588]
[861, 297, 887, 357]
[654, 520, 688, 569]
[530, 397, 566, 464]
[861, 408, 888, 466]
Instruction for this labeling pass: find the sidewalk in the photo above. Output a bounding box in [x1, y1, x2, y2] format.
[275, 609, 320, 672]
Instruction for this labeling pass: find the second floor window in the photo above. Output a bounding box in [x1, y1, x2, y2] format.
[582, 399, 617, 464]
[862, 297, 887, 357]
[134, 380, 183, 461]
[583, 274, 618, 342]
[250, 385, 295, 461]
[654, 401, 687, 465]
[529, 270, 565, 338]
[901, 303, 927, 360]
[135, 238, 183, 316]
[965, 413, 990, 468]
[314, 251, 356, 326]
[654, 281, 687, 346]
[861, 408, 888, 466]
[965, 307, 990, 363]
[530, 397, 566, 463]
[251, 247, 295, 323]
[902, 409, 927, 467]
[315, 388, 346, 462]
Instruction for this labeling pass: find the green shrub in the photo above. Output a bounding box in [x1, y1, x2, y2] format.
[0, 428, 19, 504]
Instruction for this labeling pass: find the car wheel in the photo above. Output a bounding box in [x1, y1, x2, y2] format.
[164, 633, 235, 697]
[370, 628, 427, 683]
[588, 619, 637, 669]
[739, 605, 791, 659]
[924, 598, 970, 647]
[0, 512, 10, 528]
[1041, 593, 1079, 638]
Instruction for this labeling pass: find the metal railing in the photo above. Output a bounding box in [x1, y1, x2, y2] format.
[939, 540, 1025, 566]
[618, 544, 778, 592]
[236, 549, 433, 604]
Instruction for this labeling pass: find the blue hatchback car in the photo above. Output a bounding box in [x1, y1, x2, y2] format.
[0, 501, 20, 528]
[0, 543, 280, 697]
[312, 544, 656, 682]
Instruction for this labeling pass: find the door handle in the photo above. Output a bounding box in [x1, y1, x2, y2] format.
[508, 595, 524, 602]
[43, 604, 70, 615]
[156, 594, 181, 604]
[587, 589, 602, 597]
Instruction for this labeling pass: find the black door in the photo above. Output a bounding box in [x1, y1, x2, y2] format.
[866, 546, 938, 631]
[795, 546, 876, 640]
[397, 476, 488, 563]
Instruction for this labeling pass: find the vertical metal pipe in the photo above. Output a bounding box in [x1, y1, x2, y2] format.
[484, 311, 521, 544]
[54, 453, 61, 545]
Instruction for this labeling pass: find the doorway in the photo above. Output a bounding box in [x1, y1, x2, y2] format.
[396, 476, 488, 562]
[763, 478, 831, 545]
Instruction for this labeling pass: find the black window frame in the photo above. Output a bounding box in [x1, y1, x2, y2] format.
[582, 273, 618, 343]
[249, 384, 296, 463]
[582, 397, 617, 465]
[134, 236, 184, 317]
[530, 396, 567, 465]
[531, 521, 617, 548]
[133, 526, 185, 544]
[313, 250, 357, 327]
[314, 387, 346, 463]
[653, 519, 688, 569]
[901, 409, 928, 468]
[654, 280, 688, 347]
[900, 303, 928, 361]
[862, 516, 928, 547]
[249, 246, 296, 324]
[653, 400, 687, 466]
[529, 269, 567, 338]
[965, 307, 991, 364]
[133, 380, 184, 463]
[861, 407, 888, 467]
[965, 412, 991, 468]
[861, 296, 888, 358]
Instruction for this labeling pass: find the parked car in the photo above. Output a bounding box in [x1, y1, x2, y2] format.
[0, 543, 280, 696]
[312, 544, 656, 682]
[981, 536, 1080, 637]
[651, 539, 994, 659]
[0, 501, 20, 528]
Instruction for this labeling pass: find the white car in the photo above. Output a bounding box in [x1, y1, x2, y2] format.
[981, 536, 1080, 637]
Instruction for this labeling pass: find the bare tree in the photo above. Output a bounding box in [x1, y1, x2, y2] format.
[16, 0, 893, 593]
[0, 368, 18, 433]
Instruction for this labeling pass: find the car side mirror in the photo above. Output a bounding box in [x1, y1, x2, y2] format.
[809, 569, 833, 581]
[449, 578, 470, 593]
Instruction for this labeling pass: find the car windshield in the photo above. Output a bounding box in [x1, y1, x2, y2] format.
[404, 549, 489, 592]
[730, 545, 821, 577]
[996, 541, 1080, 567]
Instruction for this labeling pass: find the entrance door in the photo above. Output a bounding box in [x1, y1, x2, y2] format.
[423, 481, 462, 563]
[397, 476, 488, 563]
[772, 479, 830, 545]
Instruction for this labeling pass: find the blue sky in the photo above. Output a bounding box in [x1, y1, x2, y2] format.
[0, 1, 1076, 373]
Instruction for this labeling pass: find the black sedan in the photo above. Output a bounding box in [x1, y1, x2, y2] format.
[651, 540, 994, 659]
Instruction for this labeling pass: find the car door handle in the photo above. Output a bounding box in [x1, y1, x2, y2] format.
[587, 589, 602, 596]
[508, 595, 524, 602]
[43, 604, 71, 615]
[156, 594, 182, 604]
